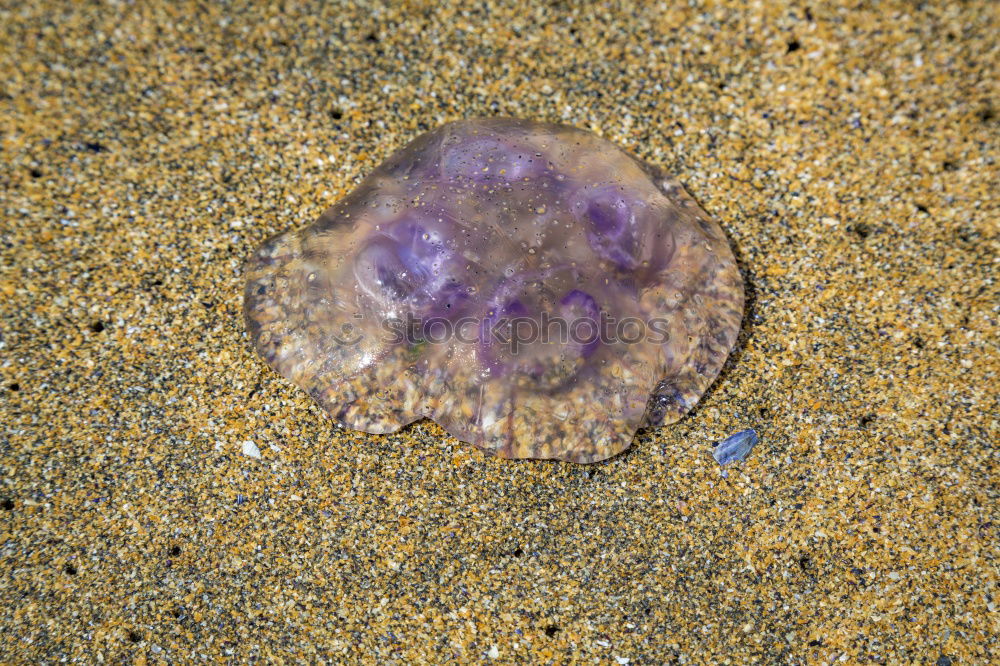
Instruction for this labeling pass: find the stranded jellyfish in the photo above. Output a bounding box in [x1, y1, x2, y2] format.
[244, 118, 744, 463]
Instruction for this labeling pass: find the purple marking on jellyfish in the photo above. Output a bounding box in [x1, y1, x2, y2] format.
[570, 185, 646, 271]
[353, 235, 424, 303]
[477, 298, 530, 374]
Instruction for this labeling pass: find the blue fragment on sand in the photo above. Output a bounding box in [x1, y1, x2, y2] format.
[713, 428, 760, 466]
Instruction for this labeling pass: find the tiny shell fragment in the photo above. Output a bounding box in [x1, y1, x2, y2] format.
[712, 428, 759, 466]
[244, 118, 744, 462]
[241, 439, 261, 459]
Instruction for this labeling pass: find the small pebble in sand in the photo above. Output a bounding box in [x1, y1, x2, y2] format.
[241, 439, 261, 459]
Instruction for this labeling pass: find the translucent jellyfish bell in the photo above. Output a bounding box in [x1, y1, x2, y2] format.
[244, 118, 744, 463]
